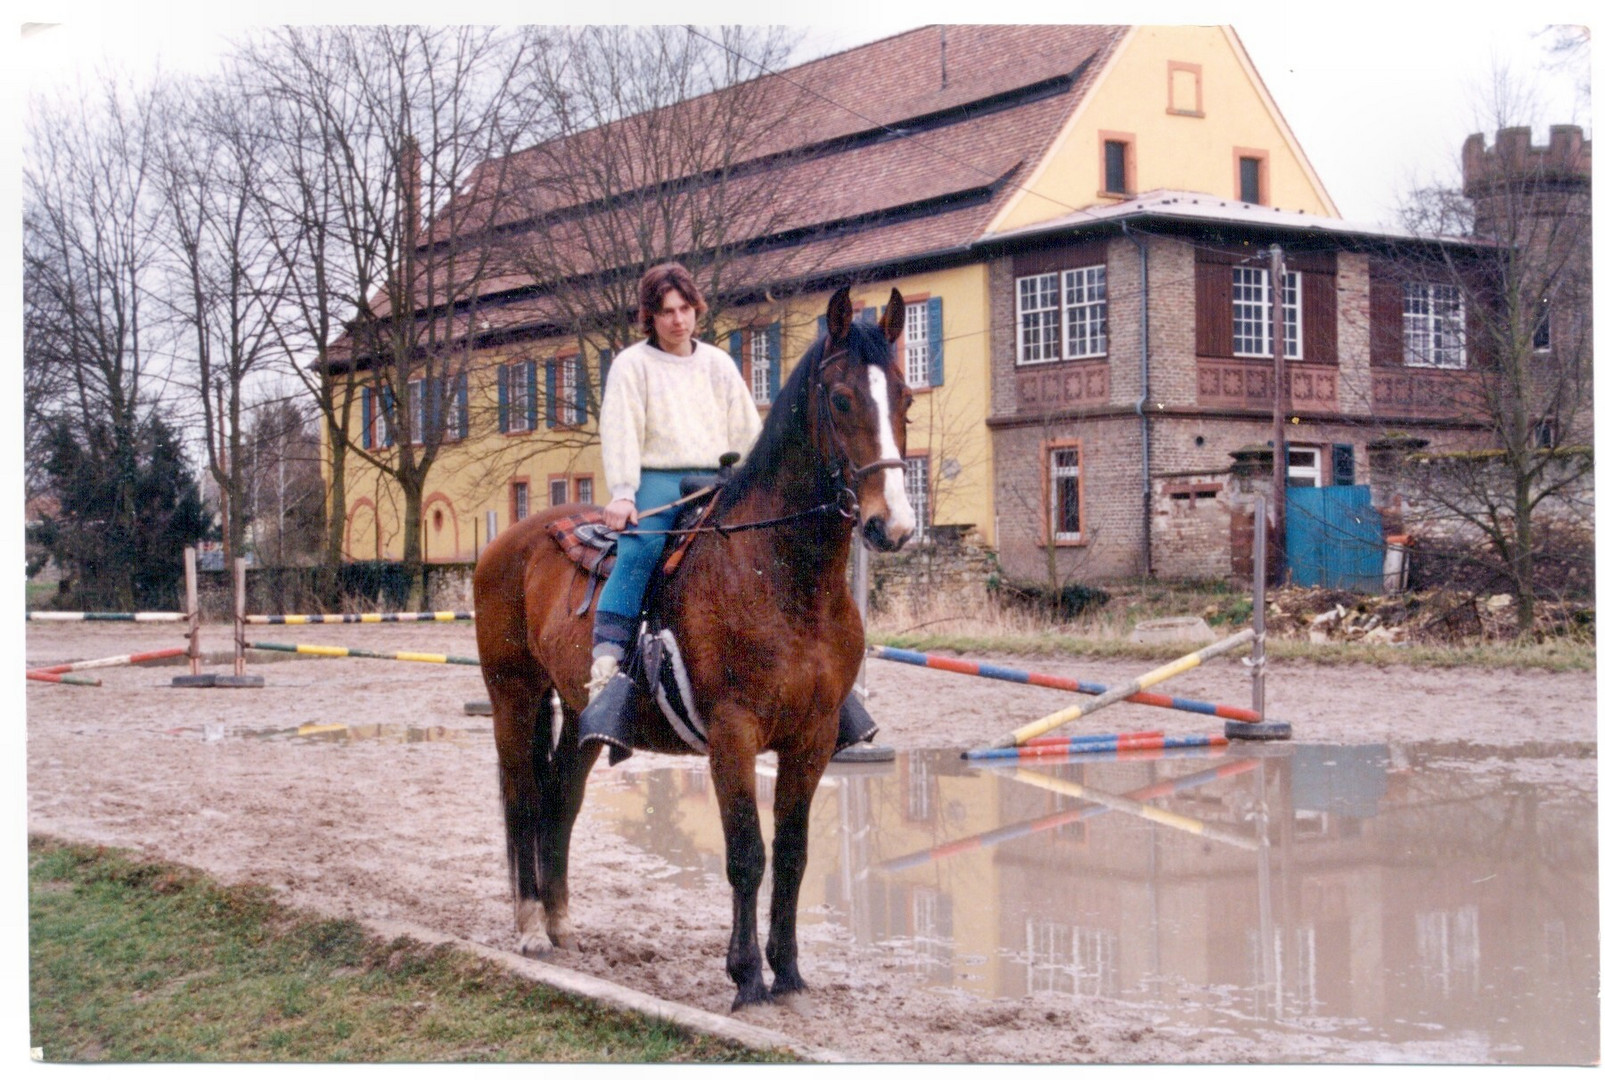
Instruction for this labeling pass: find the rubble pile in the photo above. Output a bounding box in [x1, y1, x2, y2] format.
[1211, 587, 1594, 646]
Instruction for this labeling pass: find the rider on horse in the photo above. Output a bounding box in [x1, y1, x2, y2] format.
[578, 263, 879, 757]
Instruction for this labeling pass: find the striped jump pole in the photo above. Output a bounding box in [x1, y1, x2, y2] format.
[244, 611, 475, 624]
[964, 732, 1229, 761]
[880, 756, 1261, 873]
[26, 670, 102, 687]
[982, 628, 1256, 750]
[1007, 767, 1262, 852]
[867, 645, 1266, 724]
[245, 641, 481, 666]
[29, 647, 188, 676]
[26, 611, 186, 622]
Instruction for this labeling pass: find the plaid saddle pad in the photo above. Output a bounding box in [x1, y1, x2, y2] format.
[546, 510, 618, 579]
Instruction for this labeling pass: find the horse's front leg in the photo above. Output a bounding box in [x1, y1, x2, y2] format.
[707, 712, 769, 1010]
[766, 737, 832, 997]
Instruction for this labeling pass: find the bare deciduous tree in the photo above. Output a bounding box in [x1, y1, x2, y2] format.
[1390, 70, 1592, 632]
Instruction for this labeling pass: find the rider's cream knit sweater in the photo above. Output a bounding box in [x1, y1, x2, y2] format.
[598, 339, 762, 503]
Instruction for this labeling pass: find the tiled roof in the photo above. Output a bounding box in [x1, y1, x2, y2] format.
[362, 25, 1126, 334]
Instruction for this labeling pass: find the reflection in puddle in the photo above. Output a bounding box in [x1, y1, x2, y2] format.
[186, 722, 482, 746]
[585, 743, 1597, 1065]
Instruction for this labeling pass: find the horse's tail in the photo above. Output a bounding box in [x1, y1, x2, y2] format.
[498, 685, 558, 904]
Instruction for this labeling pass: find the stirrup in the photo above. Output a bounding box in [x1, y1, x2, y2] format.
[835, 692, 879, 752]
[577, 672, 634, 765]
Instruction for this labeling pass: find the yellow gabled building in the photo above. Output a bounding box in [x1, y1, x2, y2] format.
[334, 25, 1333, 568]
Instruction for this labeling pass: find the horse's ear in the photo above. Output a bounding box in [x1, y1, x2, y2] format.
[826, 286, 853, 345]
[881, 289, 905, 346]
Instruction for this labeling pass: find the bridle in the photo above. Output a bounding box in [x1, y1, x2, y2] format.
[814, 344, 907, 495]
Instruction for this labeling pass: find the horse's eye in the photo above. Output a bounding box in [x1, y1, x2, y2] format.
[831, 391, 852, 413]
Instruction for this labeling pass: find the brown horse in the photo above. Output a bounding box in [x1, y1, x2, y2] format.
[474, 285, 914, 1009]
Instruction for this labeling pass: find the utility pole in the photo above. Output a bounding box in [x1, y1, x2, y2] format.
[1269, 244, 1287, 584]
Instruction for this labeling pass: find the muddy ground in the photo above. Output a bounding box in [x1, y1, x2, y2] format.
[23, 621, 1598, 1063]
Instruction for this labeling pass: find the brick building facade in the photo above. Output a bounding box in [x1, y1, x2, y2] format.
[981, 194, 1502, 584]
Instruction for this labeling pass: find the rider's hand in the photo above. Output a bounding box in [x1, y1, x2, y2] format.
[603, 497, 638, 532]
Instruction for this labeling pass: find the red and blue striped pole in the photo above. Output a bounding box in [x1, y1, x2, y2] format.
[867, 645, 1265, 724]
[964, 732, 1230, 761]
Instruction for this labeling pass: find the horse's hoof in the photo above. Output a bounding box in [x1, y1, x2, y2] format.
[730, 985, 772, 1012]
[770, 972, 808, 998]
[514, 899, 546, 955]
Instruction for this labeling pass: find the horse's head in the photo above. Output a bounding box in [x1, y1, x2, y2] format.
[816, 285, 917, 552]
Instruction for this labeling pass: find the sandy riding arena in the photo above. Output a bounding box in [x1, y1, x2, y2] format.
[25, 620, 1597, 1063]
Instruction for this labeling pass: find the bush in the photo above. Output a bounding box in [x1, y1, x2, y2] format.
[990, 578, 1110, 620]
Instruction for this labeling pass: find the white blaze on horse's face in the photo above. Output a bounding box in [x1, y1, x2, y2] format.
[864, 365, 917, 547]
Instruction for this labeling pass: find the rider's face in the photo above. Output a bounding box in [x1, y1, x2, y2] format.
[652, 289, 698, 355]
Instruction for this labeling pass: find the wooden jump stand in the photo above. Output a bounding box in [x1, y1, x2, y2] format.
[172, 552, 263, 688]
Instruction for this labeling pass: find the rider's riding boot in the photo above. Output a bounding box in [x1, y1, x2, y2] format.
[834, 691, 879, 753]
[577, 645, 633, 765]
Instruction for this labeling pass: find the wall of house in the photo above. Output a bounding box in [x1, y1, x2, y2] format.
[992, 25, 1336, 233]
[830, 264, 994, 545]
[327, 262, 1000, 564]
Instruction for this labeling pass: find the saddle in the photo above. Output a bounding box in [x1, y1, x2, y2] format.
[544, 463, 732, 613]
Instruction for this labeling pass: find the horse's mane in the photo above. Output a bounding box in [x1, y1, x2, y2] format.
[714, 320, 893, 517]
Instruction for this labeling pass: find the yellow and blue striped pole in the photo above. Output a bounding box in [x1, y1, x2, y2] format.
[986, 628, 1256, 749]
[245, 641, 480, 666]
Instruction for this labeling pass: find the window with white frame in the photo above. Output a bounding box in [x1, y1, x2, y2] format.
[408, 378, 426, 443]
[485, 509, 499, 542]
[1017, 267, 1107, 364]
[904, 300, 931, 387]
[1049, 444, 1082, 542]
[557, 355, 580, 424]
[1287, 446, 1321, 488]
[1232, 267, 1301, 358]
[512, 482, 529, 522]
[750, 329, 773, 406]
[506, 362, 530, 433]
[905, 454, 930, 540]
[1533, 296, 1552, 352]
[576, 476, 594, 504]
[549, 478, 568, 507]
[1064, 266, 1108, 357]
[1017, 272, 1062, 363]
[1404, 283, 1466, 369]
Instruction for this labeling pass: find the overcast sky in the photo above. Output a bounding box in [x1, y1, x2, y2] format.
[17, 1, 1593, 227]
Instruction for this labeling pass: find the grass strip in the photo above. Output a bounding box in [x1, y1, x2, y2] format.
[28, 837, 792, 1064]
[870, 630, 1596, 673]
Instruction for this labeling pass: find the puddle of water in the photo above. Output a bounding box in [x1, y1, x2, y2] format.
[585, 742, 1598, 1065]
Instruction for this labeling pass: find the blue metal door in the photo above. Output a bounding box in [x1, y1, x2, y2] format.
[1285, 486, 1384, 591]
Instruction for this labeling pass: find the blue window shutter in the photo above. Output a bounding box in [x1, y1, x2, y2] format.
[729, 330, 743, 377]
[545, 360, 557, 427]
[766, 323, 781, 393]
[817, 314, 827, 342]
[855, 305, 877, 328]
[525, 360, 537, 430]
[497, 365, 509, 433]
[575, 355, 588, 425]
[927, 297, 944, 387]
[1333, 443, 1355, 486]
[362, 387, 374, 449]
[600, 349, 613, 397]
[381, 387, 395, 447]
[455, 373, 468, 439]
